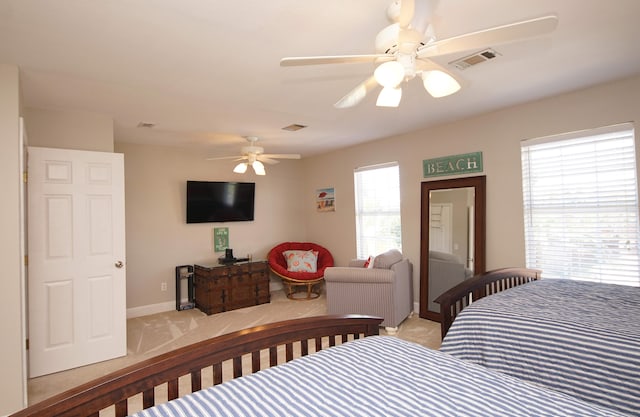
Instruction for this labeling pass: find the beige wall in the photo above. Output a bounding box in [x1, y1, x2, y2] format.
[0, 64, 27, 415]
[5, 68, 640, 413]
[303, 74, 640, 300]
[25, 107, 114, 152]
[16, 74, 640, 314]
[115, 142, 306, 310]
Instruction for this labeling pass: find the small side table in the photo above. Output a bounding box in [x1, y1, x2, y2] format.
[175, 265, 195, 311]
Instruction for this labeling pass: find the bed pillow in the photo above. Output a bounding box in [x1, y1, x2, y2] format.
[283, 250, 319, 273]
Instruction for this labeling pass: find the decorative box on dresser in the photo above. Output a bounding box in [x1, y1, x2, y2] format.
[194, 260, 270, 315]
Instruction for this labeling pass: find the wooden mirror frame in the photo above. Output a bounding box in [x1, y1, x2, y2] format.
[419, 175, 486, 322]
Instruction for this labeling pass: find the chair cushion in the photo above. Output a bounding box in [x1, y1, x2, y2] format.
[373, 249, 403, 269]
[283, 250, 318, 273]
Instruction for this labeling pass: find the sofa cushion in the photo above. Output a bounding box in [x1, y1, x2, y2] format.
[283, 250, 318, 273]
[373, 249, 403, 269]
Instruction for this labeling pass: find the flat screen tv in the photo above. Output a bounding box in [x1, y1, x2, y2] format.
[186, 181, 255, 223]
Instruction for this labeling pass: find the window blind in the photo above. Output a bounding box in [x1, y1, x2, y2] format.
[354, 162, 402, 259]
[521, 123, 640, 286]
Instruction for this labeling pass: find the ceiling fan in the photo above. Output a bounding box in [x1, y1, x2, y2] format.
[280, 0, 558, 108]
[206, 136, 301, 175]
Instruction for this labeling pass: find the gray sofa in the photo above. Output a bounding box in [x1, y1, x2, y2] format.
[428, 250, 473, 312]
[324, 249, 413, 331]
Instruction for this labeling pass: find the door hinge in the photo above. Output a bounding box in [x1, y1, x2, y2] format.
[26, 338, 29, 350]
[24, 255, 28, 266]
[23, 171, 27, 183]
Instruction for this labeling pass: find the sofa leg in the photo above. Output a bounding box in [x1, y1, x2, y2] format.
[385, 326, 399, 334]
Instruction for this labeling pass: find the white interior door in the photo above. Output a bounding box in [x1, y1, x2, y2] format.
[27, 147, 126, 377]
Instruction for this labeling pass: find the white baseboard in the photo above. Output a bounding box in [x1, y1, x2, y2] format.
[127, 299, 421, 320]
[127, 301, 175, 319]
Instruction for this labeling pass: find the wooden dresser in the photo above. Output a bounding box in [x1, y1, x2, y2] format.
[193, 260, 270, 315]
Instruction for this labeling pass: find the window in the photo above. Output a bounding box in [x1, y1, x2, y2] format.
[521, 123, 640, 286]
[354, 162, 402, 259]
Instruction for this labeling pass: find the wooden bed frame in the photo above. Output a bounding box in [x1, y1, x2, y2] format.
[10, 315, 383, 417]
[434, 267, 541, 339]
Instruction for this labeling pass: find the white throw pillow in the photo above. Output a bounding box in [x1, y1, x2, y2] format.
[363, 255, 375, 268]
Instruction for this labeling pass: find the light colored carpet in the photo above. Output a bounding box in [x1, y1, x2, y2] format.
[27, 290, 441, 406]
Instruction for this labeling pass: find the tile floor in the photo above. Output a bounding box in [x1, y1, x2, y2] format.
[27, 290, 441, 405]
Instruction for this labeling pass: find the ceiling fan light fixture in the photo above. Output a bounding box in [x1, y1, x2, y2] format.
[421, 70, 461, 98]
[374, 60, 405, 88]
[252, 160, 266, 175]
[233, 162, 248, 174]
[376, 86, 402, 107]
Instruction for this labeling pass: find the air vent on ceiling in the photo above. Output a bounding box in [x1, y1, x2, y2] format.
[450, 48, 501, 70]
[282, 123, 307, 132]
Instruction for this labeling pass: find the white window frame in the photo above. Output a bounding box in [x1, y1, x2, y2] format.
[521, 122, 640, 286]
[354, 162, 402, 259]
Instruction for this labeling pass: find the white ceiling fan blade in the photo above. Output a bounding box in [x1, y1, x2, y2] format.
[205, 155, 245, 161]
[410, 0, 439, 35]
[334, 76, 379, 109]
[280, 54, 391, 66]
[257, 157, 280, 165]
[261, 153, 301, 160]
[398, 0, 415, 28]
[417, 14, 558, 59]
[415, 57, 456, 74]
[257, 157, 278, 165]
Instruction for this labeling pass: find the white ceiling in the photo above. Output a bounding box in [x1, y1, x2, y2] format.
[2, 0, 640, 159]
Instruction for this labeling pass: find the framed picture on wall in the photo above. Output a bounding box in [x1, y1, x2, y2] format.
[316, 187, 335, 212]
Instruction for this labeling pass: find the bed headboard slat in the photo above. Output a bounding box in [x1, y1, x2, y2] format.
[142, 389, 154, 409]
[10, 315, 382, 417]
[191, 369, 202, 392]
[269, 346, 278, 367]
[232, 356, 242, 378]
[115, 400, 127, 417]
[435, 268, 541, 339]
[212, 363, 223, 386]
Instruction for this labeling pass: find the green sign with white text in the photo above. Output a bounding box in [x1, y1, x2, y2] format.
[213, 227, 229, 252]
[423, 152, 483, 178]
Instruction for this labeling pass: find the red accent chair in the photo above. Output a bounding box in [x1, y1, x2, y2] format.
[268, 242, 334, 300]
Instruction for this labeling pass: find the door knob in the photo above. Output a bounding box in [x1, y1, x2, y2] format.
[115, 261, 124, 268]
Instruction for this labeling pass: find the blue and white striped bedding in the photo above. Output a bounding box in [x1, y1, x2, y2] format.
[440, 279, 640, 416]
[130, 335, 625, 417]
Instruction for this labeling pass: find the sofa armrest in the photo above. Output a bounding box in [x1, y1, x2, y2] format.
[390, 259, 412, 281]
[324, 267, 395, 284]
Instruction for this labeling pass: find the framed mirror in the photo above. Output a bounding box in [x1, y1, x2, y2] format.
[419, 175, 486, 322]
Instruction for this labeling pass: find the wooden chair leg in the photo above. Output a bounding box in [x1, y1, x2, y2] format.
[281, 277, 322, 300]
